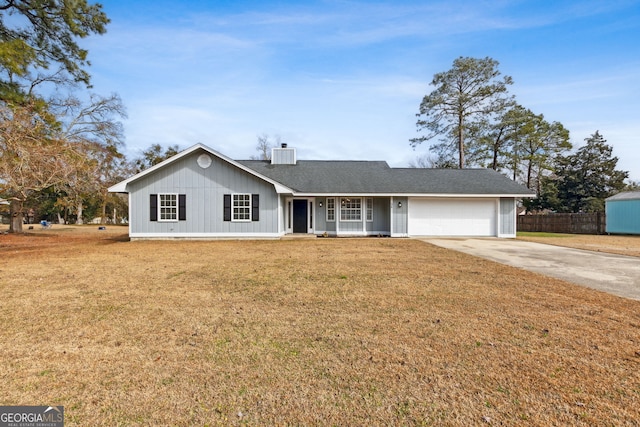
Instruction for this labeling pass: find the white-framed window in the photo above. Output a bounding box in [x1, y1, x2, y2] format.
[340, 198, 361, 221]
[366, 198, 373, 222]
[159, 193, 178, 221]
[326, 198, 335, 222]
[233, 194, 251, 221]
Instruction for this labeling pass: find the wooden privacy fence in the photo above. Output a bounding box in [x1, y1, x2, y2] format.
[517, 213, 606, 235]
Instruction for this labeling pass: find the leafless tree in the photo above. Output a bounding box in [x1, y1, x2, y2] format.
[0, 102, 82, 232]
[250, 134, 281, 160]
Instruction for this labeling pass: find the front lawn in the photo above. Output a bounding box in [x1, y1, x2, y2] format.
[1, 230, 639, 425]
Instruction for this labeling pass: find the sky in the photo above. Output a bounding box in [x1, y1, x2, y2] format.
[84, 0, 640, 180]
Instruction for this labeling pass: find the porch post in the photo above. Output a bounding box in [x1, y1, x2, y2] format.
[362, 198, 366, 235]
[336, 198, 340, 236]
[390, 197, 394, 236]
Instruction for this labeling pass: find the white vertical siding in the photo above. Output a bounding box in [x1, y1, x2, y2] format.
[499, 198, 516, 237]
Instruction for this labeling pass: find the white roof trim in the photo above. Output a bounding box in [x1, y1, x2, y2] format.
[290, 193, 535, 198]
[108, 143, 294, 194]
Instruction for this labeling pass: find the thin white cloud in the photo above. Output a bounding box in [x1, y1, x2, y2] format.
[84, 0, 640, 182]
[90, 25, 259, 67]
[174, 0, 637, 48]
[170, 2, 511, 48]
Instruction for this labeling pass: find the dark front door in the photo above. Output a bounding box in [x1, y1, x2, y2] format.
[293, 200, 308, 233]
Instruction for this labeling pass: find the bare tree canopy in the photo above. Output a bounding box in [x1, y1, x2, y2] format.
[0, 102, 83, 231]
[250, 133, 281, 161]
[408, 153, 456, 169]
[52, 93, 127, 224]
[0, 93, 127, 229]
[54, 93, 126, 146]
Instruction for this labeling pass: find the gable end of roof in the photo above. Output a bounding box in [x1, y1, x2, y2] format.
[108, 143, 293, 193]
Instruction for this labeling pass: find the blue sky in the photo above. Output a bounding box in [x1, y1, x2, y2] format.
[85, 0, 640, 180]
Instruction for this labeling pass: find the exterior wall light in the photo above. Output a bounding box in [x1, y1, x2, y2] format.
[319, 201, 323, 207]
[398, 201, 402, 208]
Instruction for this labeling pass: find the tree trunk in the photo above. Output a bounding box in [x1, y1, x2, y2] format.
[9, 199, 24, 233]
[57, 212, 64, 224]
[491, 129, 504, 171]
[535, 163, 542, 197]
[458, 115, 465, 169]
[101, 194, 107, 224]
[76, 201, 83, 225]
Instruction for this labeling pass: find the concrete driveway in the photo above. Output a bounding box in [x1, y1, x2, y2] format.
[424, 238, 640, 301]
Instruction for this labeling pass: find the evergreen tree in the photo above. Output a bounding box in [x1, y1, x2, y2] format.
[551, 131, 627, 212]
[134, 144, 181, 173]
[0, 0, 109, 97]
[411, 57, 513, 168]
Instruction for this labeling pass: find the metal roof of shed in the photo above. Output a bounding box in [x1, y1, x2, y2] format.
[606, 191, 640, 201]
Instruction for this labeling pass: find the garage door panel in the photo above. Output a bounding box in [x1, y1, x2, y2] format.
[408, 198, 496, 236]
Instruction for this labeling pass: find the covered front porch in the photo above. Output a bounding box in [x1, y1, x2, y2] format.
[282, 196, 405, 237]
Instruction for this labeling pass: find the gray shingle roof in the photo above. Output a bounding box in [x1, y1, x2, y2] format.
[238, 160, 534, 195]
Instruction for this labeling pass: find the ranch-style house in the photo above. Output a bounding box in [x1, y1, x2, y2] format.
[109, 144, 534, 239]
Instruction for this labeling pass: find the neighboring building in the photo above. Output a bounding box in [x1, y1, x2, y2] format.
[108, 144, 534, 239]
[605, 191, 640, 235]
[0, 198, 9, 225]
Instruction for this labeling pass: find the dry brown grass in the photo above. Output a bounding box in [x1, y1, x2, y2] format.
[517, 232, 640, 258]
[1, 226, 639, 425]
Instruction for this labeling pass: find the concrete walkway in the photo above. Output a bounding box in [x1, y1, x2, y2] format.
[424, 238, 640, 301]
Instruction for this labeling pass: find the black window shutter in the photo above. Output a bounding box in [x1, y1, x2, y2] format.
[223, 194, 231, 221]
[252, 194, 259, 221]
[178, 194, 186, 221]
[150, 194, 158, 221]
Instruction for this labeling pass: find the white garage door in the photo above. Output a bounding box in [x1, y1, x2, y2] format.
[408, 198, 497, 236]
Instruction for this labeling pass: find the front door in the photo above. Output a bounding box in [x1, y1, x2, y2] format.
[293, 199, 308, 233]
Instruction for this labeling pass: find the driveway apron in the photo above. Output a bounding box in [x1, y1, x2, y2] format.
[423, 238, 640, 301]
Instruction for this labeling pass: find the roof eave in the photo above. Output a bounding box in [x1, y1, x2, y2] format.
[108, 182, 128, 193]
[289, 192, 536, 198]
